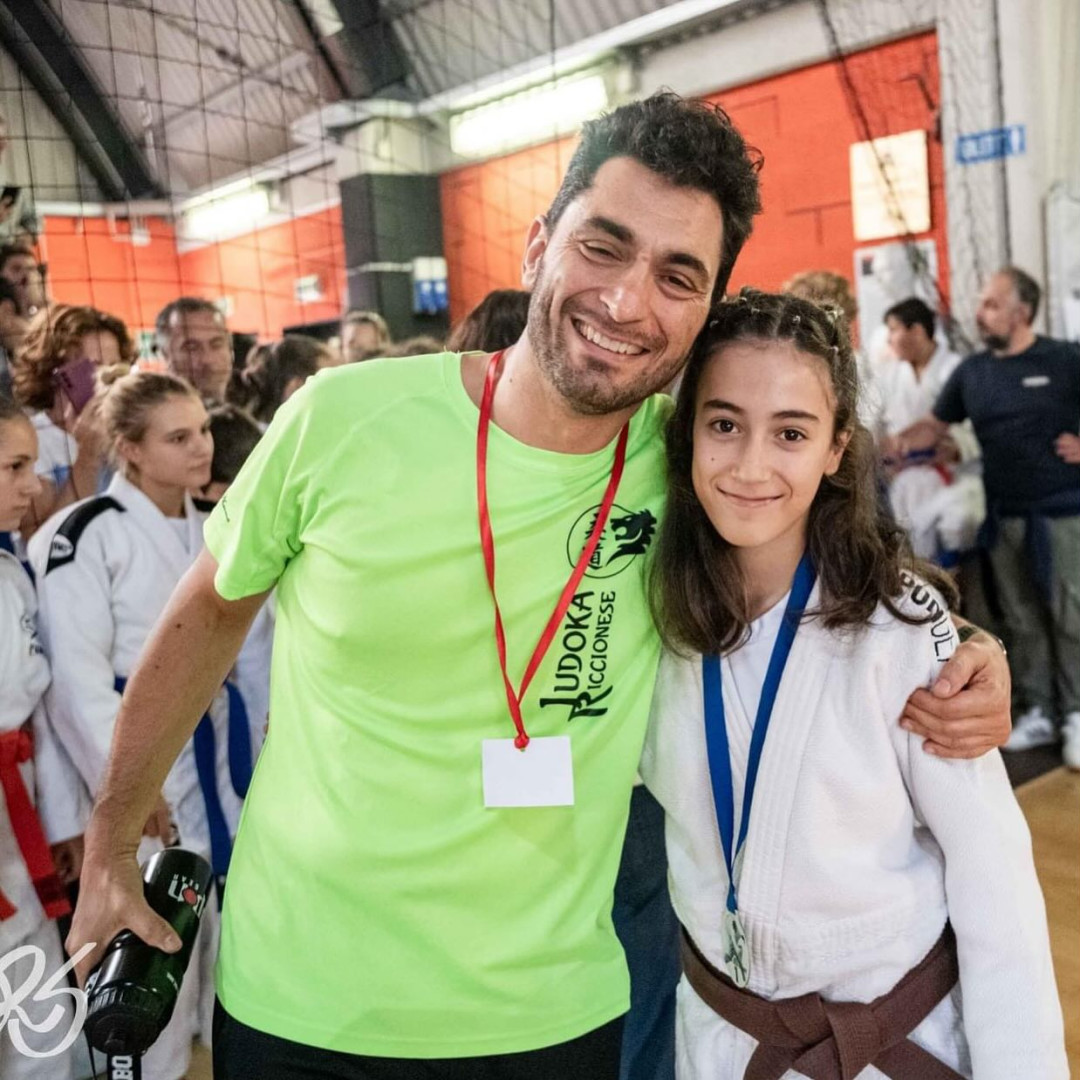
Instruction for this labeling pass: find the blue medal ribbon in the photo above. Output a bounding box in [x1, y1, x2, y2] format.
[702, 550, 816, 919]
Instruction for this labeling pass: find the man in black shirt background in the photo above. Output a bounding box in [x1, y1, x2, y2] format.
[898, 267, 1080, 767]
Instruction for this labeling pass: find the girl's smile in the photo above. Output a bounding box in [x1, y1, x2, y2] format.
[717, 488, 783, 510]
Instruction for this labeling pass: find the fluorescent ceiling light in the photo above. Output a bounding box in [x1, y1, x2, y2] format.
[183, 176, 264, 209]
[449, 73, 609, 158]
[425, 0, 738, 115]
[182, 185, 271, 242]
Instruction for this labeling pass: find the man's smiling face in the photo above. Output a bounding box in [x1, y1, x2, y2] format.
[521, 156, 723, 416]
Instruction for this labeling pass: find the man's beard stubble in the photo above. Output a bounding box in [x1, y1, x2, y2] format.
[977, 325, 1010, 352]
[525, 262, 686, 417]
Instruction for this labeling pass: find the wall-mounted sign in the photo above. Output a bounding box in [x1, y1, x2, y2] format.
[294, 274, 324, 303]
[412, 256, 448, 315]
[956, 125, 1026, 165]
[850, 129, 931, 242]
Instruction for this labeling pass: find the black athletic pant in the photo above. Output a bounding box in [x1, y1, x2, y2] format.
[213, 999, 624, 1080]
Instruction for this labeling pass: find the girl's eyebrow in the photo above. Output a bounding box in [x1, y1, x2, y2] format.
[701, 398, 743, 413]
[701, 399, 821, 423]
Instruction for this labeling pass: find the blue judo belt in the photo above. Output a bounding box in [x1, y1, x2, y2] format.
[113, 676, 252, 878]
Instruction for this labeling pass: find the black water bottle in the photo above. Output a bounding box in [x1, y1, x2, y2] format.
[83, 848, 213, 1058]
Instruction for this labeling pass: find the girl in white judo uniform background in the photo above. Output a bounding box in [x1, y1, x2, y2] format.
[641, 290, 1066, 1079]
[28, 372, 251, 1080]
[0, 398, 89, 1079]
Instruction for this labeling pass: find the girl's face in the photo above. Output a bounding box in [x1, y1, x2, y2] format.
[0, 418, 42, 531]
[119, 395, 213, 491]
[692, 340, 848, 557]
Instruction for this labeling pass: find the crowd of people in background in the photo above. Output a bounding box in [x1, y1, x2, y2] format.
[0, 131, 1076, 1080]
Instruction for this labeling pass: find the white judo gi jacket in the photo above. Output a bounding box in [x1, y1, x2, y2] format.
[876, 344, 985, 558]
[0, 550, 87, 951]
[0, 551, 89, 1080]
[28, 474, 245, 864]
[641, 579, 1067, 1080]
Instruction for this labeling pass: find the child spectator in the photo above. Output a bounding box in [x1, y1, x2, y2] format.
[0, 397, 88, 1079]
[228, 335, 340, 427]
[878, 297, 984, 561]
[199, 404, 272, 754]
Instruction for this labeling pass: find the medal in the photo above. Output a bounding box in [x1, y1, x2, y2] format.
[702, 551, 817, 992]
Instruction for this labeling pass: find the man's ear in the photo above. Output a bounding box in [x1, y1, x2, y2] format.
[521, 216, 549, 290]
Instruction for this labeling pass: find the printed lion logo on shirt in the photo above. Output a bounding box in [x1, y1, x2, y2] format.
[565, 504, 658, 579]
[539, 503, 658, 724]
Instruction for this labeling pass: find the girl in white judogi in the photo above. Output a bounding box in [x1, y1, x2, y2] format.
[0, 398, 89, 1079]
[641, 290, 1066, 1079]
[29, 372, 251, 1080]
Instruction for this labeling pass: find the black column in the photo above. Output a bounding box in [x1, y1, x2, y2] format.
[339, 172, 449, 341]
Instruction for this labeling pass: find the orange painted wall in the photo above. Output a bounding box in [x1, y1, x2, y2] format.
[40, 204, 347, 340]
[713, 32, 947, 309]
[177, 205, 346, 338]
[40, 216, 183, 334]
[439, 31, 947, 327]
[440, 136, 577, 323]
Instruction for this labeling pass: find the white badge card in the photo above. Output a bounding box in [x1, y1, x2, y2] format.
[482, 736, 575, 808]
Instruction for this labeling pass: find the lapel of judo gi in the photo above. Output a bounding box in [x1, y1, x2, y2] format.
[107, 473, 204, 580]
[719, 580, 837, 928]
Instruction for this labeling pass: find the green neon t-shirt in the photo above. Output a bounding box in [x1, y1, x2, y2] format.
[204, 353, 669, 1056]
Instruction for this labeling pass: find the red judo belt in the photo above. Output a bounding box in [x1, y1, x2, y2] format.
[681, 923, 963, 1080]
[0, 725, 71, 921]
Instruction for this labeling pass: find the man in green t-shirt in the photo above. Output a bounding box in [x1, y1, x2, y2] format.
[70, 93, 1011, 1080]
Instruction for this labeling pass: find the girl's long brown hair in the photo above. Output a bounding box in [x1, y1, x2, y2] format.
[649, 287, 956, 656]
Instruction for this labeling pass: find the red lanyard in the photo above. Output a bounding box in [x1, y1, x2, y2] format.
[476, 349, 629, 749]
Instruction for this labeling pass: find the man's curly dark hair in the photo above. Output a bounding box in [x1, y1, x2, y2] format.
[545, 91, 763, 298]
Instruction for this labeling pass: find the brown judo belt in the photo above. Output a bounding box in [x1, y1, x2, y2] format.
[680, 922, 964, 1080]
